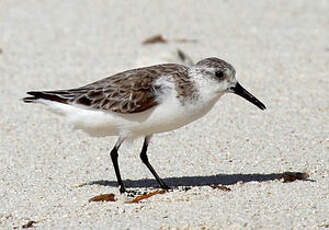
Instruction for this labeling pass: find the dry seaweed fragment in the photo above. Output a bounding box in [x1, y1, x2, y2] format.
[126, 190, 166, 203]
[22, 220, 37, 228]
[89, 193, 116, 202]
[142, 35, 197, 45]
[173, 38, 198, 43]
[177, 49, 194, 66]
[280, 171, 310, 183]
[210, 184, 231, 191]
[142, 34, 167, 45]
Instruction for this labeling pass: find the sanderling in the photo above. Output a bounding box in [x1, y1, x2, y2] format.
[23, 57, 266, 193]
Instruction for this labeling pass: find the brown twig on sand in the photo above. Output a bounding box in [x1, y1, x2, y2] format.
[142, 34, 167, 45]
[126, 190, 166, 203]
[89, 193, 116, 202]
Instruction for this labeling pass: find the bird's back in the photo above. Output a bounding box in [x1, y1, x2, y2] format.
[23, 63, 189, 114]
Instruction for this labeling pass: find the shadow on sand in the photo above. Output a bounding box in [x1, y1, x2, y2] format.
[85, 172, 313, 189]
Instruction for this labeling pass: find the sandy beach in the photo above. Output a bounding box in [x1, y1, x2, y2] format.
[0, 1, 328, 229]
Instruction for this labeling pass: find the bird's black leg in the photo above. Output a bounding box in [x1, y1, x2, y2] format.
[110, 137, 126, 193]
[140, 136, 170, 190]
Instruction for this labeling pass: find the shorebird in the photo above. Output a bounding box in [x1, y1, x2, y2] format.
[23, 57, 266, 193]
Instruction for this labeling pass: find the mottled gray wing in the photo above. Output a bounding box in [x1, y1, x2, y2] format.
[25, 64, 188, 114]
[75, 71, 159, 113]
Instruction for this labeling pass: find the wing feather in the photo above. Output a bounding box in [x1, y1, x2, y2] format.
[24, 64, 189, 114]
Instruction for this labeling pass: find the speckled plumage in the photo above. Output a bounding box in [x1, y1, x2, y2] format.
[24, 63, 198, 114]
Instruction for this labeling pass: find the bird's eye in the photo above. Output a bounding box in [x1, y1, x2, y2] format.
[215, 71, 224, 79]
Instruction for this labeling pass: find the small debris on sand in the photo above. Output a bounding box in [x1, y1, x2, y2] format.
[177, 49, 194, 66]
[22, 220, 37, 229]
[72, 183, 87, 188]
[142, 34, 197, 45]
[173, 38, 198, 43]
[126, 190, 166, 203]
[142, 34, 167, 45]
[89, 193, 116, 202]
[280, 171, 310, 183]
[210, 184, 232, 191]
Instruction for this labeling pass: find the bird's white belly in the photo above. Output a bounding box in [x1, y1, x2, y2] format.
[52, 95, 219, 139]
[129, 96, 218, 137]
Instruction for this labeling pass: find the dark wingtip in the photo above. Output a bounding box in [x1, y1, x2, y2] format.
[22, 91, 69, 104]
[22, 97, 35, 103]
[26, 91, 43, 97]
[22, 91, 39, 103]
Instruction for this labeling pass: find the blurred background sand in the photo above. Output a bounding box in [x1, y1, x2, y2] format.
[0, 1, 328, 229]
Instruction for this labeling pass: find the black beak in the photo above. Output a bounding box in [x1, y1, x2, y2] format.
[230, 82, 266, 110]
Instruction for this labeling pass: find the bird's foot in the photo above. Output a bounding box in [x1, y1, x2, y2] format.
[160, 184, 172, 192]
[119, 186, 147, 197]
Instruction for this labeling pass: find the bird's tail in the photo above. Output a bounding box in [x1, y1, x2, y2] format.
[22, 91, 74, 104]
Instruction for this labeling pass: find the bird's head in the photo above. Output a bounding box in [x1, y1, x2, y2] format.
[194, 57, 266, 110]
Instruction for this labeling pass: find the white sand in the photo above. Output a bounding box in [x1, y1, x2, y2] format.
[0, 1, 328, 229]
